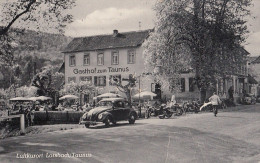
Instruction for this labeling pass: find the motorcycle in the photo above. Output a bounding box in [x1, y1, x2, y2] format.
[145, 105, 163, 119]
[158, 103, 183, 119]
[183, 100, 200, 114]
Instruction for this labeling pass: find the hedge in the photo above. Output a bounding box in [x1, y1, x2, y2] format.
[33, 111, 84, 125]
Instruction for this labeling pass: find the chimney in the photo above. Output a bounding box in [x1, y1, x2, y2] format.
[113, 29, 118, 37]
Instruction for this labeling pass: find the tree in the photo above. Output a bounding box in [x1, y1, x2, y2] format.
[60, 82, 94, 97]
[0, 0, 75, 65]
[143, 0, 252, 100]
[31, 65, 64, 97]
[16, 85, 37, 97]
[59, 81, 95, 106]
[110, 75, 137, 105]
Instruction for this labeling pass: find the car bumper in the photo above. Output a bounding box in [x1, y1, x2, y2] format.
[80, 120, 101, 126]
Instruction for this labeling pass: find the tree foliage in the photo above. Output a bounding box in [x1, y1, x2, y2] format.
[0, 0, 75, 66]
[31, 65, 64, 97]
[0, 0, 75, 35]
[110, 75, 137, 105]
[59, 81, 95, 97]
[144, 0, 252, 95]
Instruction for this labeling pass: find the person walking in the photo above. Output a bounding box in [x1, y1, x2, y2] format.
[209, 92, 221, 117]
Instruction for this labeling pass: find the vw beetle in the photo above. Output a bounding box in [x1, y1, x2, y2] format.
[80, 98, 137, 128]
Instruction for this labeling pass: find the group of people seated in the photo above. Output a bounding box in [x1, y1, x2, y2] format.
[56, 101, 94, 112]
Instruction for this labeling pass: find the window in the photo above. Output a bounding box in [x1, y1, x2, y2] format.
[68, 77, 76, 83]
[189, 78, 194, 92]
[79, 76, 92, 84]
[109, 75, 121, 85]
[83, 53, 90, 66]
[114, 101, 124, 108]
[180, 78, 185, 92]
[94, 76, 106, 86]
[111, 51, 119, 65]
[69, 55, 76, 66]
[97, 53, 104, 65]
[128, 50, 135, 64]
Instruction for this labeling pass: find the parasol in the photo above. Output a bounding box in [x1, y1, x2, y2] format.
[9, 97, 29, 101]
[59, 95, 79, 100]
[133, 91, 157, 98]
[97, 93, 122, 98]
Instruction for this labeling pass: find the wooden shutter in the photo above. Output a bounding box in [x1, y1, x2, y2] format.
[103, 76, 106, 86]
[94, 76, 97, 86]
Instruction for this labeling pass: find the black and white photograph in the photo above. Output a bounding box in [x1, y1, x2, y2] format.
[0, 0, 260, 162]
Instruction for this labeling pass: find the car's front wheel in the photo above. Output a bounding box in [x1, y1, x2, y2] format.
[104, 116, 112, 127]
[85, 124, 90, 128]
[129, 113, 136, 124]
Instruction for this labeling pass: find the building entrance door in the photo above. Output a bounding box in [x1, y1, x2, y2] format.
[84, 94, 89, 104]
[155, 83, 161, 100]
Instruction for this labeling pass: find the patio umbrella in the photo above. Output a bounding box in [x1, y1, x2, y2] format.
[133, 91, 157, 98]
[28, 97, 39, 101]
[97, 93, 122, 98]
[36, 96, 52, 101]
[59, 95, 79, 100]
[9, 97, 30, 101]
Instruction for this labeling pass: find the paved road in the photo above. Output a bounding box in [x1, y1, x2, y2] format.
[0, 104, 260, 163]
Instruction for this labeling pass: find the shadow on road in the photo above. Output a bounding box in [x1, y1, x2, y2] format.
[88, 122, 147, 129]
[216, 115, 245, 119]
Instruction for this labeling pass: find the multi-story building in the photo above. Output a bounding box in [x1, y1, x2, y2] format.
[62, 29, 251, 104]
[62, 30, 153, 102]
[248, 56, 260, 96]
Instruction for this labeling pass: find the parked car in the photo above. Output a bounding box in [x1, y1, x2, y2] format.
[256, 95, 260, 103]
[80, 98, 138, 128]
[241, 94, 256, 105]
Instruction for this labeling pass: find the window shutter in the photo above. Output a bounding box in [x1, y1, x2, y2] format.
[94, 76, 97, 86]
[189, 78, 194, 92]
[181, 78, 185, 92]
[103, 76, 106, 86]
[109, 75, 112, 85]
[118, 75, 121, 84]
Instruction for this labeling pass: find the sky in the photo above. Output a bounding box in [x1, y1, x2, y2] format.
[65, 0, 156, 37]
[64, 0, 260, 57]
[0, 0, 259, 56]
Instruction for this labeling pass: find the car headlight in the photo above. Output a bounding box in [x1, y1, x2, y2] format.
[98, 114, 103, 120]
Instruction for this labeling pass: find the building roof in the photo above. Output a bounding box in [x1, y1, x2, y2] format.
[63, 29, 153, 53]
[251, 55, 260, 64]
[58, 62, 65, 73]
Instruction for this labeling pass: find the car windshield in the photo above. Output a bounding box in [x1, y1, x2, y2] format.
[98, 101, 113, 107]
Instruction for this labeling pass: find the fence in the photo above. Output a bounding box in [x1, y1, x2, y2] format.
[33, 111, 84, 125]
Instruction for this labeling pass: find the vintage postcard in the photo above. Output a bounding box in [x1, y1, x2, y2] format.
[0, 0, 259, 162]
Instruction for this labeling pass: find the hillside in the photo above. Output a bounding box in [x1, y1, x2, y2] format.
[13, 29, 73, 60]
[0, 28, 72, 89]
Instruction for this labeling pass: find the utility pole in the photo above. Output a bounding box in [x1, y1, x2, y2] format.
[138, 76, 141, 117]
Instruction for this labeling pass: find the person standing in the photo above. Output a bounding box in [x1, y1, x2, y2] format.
[209, 92, 221, 117]
[228, 86, 234, 102]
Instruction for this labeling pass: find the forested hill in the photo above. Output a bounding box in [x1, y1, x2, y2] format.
[14, 29, 73, 60]
[0, 28, 73, 89]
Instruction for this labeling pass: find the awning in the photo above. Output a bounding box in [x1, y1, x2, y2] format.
[248, 75, 258, 84]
